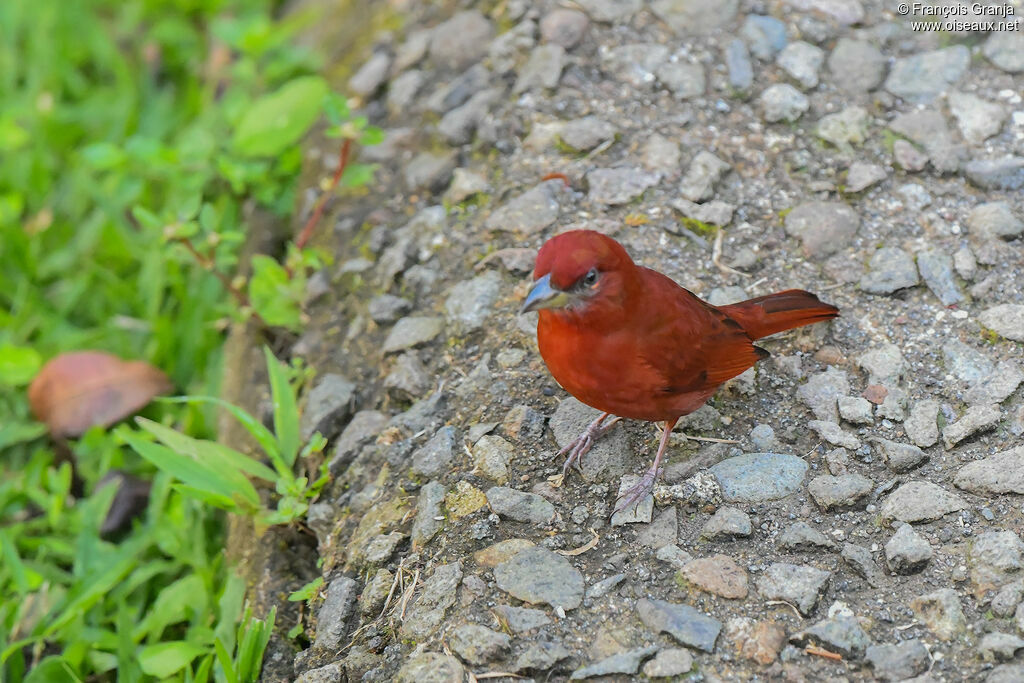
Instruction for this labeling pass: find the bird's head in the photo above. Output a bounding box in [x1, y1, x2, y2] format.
[520, 230, 636, 316]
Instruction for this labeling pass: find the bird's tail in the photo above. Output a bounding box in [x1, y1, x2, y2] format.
[719, 289, 839, 340]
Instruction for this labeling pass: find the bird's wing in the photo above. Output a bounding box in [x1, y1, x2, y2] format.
[633, 267, 766, 395]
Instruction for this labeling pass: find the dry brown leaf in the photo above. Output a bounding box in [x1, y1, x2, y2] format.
[556, 528, 599, 557]
[28, 351, 172, 437]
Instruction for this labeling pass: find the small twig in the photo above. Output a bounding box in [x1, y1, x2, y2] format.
[820, 281, 850, 291]
[294, 138, 353, 253]
[766, 600, 803, 619]
[711, 229, 750, 278]
[681, 434, 740, 444]
[805, 645, 843, 661]
[557, 528, 599, 557]
[473, 673, 525, 680]
[540, 172, 570, 188]
[399, 567, 420, 620]
[175, 236, 249, 308]
[745, 276, 768, 292]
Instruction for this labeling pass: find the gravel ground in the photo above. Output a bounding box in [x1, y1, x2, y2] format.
[277, 0, 1024, 680]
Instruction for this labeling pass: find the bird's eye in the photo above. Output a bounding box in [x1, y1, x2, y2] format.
[582, 268, 599, 287]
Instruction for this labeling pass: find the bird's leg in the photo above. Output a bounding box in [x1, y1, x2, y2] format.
[558, 412, 622, 479]
[614, 417, 679, 513]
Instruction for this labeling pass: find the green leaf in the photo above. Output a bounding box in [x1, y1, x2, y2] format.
[233, 76, 328, 157]
[360, 125, 384, 146]
[288, 576, 323, 602]
[138, 641, 207, 678]
[24, 656, 79, 683]
[80, 142, 126, 170]
[215, 573, 246, 653]
[137, 416, 277, 483]
[248, 255, 303, 331]
[340, 163, 376, 188]
[263, 347, 300, 468]
[0, 421, 48, 450]
[156, 396, 280, 465]
[133, 574, 208, 641]
[0, 343, 42, 386]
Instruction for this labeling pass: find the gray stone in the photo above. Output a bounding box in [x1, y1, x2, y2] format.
[514, 639, 572, 671]
[671, 199, 735, 227]
[587, 167, 660, 205]
[964, 156, 1024, 191]
[449, 624, 511, 665]
[785, 202, 859, 258]
[982, 632, 1024, 662]
[348, 52, 391, 97]
[360, 568, 394, 618]
[971, 530, 1024, 594]
[586, 572, 625, 599]
[445, 168, 489, 204]
[816, 106, 870, 149]
[808, 473, 872, 511]
[896, 182, 931, 211]
[411, 481, 446, 549]
[991, 580, 1024, 617]
[570, 646, 658, 680]
[984, 30, 1024, 72]
[426, 64, 490, 114]
[656, 61, 706, 99]
[485, 180, 562, 235]
[955, 447, 1024, 495]
[439, 88, 502, 145]
[710, 453, 808, 503]
[827, 39, 885, 93]
[429, 11, 493, 70]
[679, 151, 730, 202]
[487, 19, 536, 75]
[640, 133, 682, 174]
[954, 245, 977, 281]
[642, 648, 694, 677]
[444, 271, 501, 332]
[760, 83, 809, 123]
[948, 91, 1008, 145]
[880, 481, 967, 524]
[501, 404, 546, 442]
[943, 340, 994, 386]
[778, 41, 824, 90]
[576, 0, 642, 22]
[649, 0, 738, 34]
[494, 546, 584, 610]
[968, 202, 1024, 242]
[884, 46, 969, 102]
[942, 404, 1001, 449]
[314, 576, 358, 649]
[965, 362, 1024, 406]
[885, 524, 933, 574]
[910, 588, 966, 641]
[301, 373, 356, 441]
[859, 247, 919, 295]
[540, 8, 589, 49]
[980, 305, 1024, 343]
[404, 152, 457, 192]
[401, 561, 463, 639]
[601, 43, 669, 89]
[473, 435, 513, 484]
[893, 139, 927, 172]
[636, 598, 722, 651]
[295, 662, 343, 683]
[550, 398, 631, 482]
[411, 426, 457, 478]
[798, 367, 850, 422]
[396, 652, 464, 683]
[917, 249, 963, 306]
[750, 423, 777, 451]
[872, 438, 927, 474]
[656, 544, 694, 569]
[842, 543, 885, 587]
[384, 352, 431, 402]
[741, 15, 788, 60]
[394, 28, 431, 73]
[368, 294, 412, 324]
[494, 604, 551, 634]
[330, 410, 390, 473]
[865, 640, 930, 681]
[485, 486, 555, 524]
[784, 0, 864, 23]
[560, 116, 617, 152]
[725, 39, 753, 91]
[779, 522, 836, 552]
[809, 420, 861, 450]
[792, 615, 872, 658]
[838, 396, 873, 425]
[702, 506, 752, 539]
[889, 109, 965, 173]
[756, 563, 831, 616]
[637, 506, 678, 549]
[845, 162, 887, 193]
[514, 44, 565, 93]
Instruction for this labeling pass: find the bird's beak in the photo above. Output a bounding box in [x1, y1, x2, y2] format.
[519, 273, 570, 314]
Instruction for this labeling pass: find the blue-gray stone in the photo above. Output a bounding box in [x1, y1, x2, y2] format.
[741, 15, 788, 60]
[725, 39, 753, 91]
[710, 453, 808, 502]
[636, 598, 721, 652]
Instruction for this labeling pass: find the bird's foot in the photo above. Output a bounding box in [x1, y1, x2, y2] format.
[558, 415, 622, 479]
[613, 466, 662, 513]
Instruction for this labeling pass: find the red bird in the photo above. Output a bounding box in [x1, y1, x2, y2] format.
[520, 230, 839, 511]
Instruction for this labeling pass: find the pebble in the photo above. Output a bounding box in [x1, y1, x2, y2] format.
[313, 576, 358, 649]
[569, 646, 658, 680]
[473, 435, 513, 483]
[964, 156, 1024, 191]
[701, 506, 752, 539]
[756, 563, 831, 616]
[709, 453, 808, 503]
[384, 352, 431, 402]
[393, 28, 432, 73]
[880, 481, 967, 524]
[540, 8, 589, 49]
[969, 202, 1024, 242]
[494, 546, 584, 610]
[549, 398, 631, 482]
[411, 481, 446, 549]
[760, 83, 809, 123]
[330, 410, 389, 473]
[637, 506, 678, 549]
[641, 648, 693, 677]
[785, 0, 864, 23]
[444, 271, 502, 333]
[943, 340, 994, 386]
[778, 521, 836, 552]
[954, 245, 977, 280]
[845, 162, 886, 192]
[587, 167, 660, 206]
[984, 30, 1024, 73]
[885, 524, 933, 574]
[910, 588, 966, 641]
[965, 362, 1024, 406]
[827, 38, 885, 93]
[791, 614, 872, 658]
[889, 109, 964, 173]
[300, 373, 356, 441]
[514, 639, 572, 672]
[725, 617, 787, 665]
[601, 43, 669, 89]
[872, 437, 927, 474]
[859, 247, 919, 295]
[656, 544, 694, 570]
[360, 569, 393, 618]
[948, 91, 1008, 145]
[884, 46, 969, 102]
[485, 486, 555, 524]
[448, 624, 511, 665]
[576, 0, 642, 23]
[411, 426, 457, 478]
[841, 543, 885, 588]
[838, 396, 873, 425]
[681, 554, 749, 599]
[295, 662, 342, 683]
[363, 531, 404, 565]
[485, 180, 562, 235]
[808, 420, 861, 450]
[502, 404, 546, 442]
[514, 44, 565, 93]
[981, 632, 1024, 662]
[649, 0, 738, 34]
[560, 116, 617, 152]
[725, 39, 753, 91]
[396, 652, 464, 683]
[640, 133, 682, 174]
[991, 579, 1024, 617]
[678, 150, 730, 202]
[656, 60, 706, 99]
[429, 11, 494, 71]
[749, 423, 777, 451]
[741, 15, 788, 60]
[865, 640, 930, 681]
[427, 64, 490, 114]
[777, 41, 824, 90]
[671, 198, 735, 227]
[586, 572, 625, 599]
[404, 151, 457, 192]
[916, 248, 963, 306]
[493, 604, 550, 634]
[348, 51, 391, 98]
[784, 201, 859, 258]
[635, 598, 722, 651]
[979, 304, 1024, 342]
[955, 447, 1024, 495]
[368, 294, 412, 324]
[893, 139, 927, 172]
[808, 473, 872, 511]
[797, 367, 850, 421]
[970, 530, 1024, 595]
[816, 106, 869, 149]
[942, 404, 1001, 449]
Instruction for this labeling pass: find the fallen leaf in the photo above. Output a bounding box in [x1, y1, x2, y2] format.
[28, 351, 172, 436]
[862, 384, 888, 405]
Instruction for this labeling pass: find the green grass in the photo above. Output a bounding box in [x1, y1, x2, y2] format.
[0, 0, 359, 680]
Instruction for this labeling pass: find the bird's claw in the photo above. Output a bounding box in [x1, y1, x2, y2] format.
[614, 467, 662, 513]
[556, 415, 621, 482]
